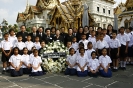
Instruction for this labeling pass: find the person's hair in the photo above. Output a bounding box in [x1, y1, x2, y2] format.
[102, 28, 107, 31]
[81, 33, 86, 36]
[69, 48, 75, 52]
[33, 49, 38, 53]
[79, 47, 85, 53]
[129, 27, 133, 31]
[20, 25, 26, 28]
[27, 34, 31, 37]
[107, 24, 113, 30]
[97, 27, 102, 30]
[32, 46, 36, 50]
[91, 51, 96, 56]
[79, 42, 84, 47]
[39, 26, 44, 31]
[102, 48, 107, 52]
[9, 29, 14, 33]
[84, 26, 89, 28]
[4, 33, 9, 36]
[87, 42, 92, 46]
[23, 47, 28, 51]
[120, 26, 125, 30]
[112, 30, 117, 34]
[13, 47, 20, 54]
[61, 27, 65, 29]
[45, 28, 51, 32]
[40, 40, 45, 44]
[67, 41, 72, 44]
[56, 29, 60, 32]
[35, 36, 39, 39]
[68, 28, 73, 32]
[51, 27, 56, 31]
[17, 35, 22, 38]
[72, 36, 76, 39]
[100, 33, 104, 36]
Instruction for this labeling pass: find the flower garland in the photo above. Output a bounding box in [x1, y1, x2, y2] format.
[41, 41, 68, 73]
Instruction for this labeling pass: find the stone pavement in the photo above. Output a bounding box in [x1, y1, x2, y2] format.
[0, 65, 133, 88]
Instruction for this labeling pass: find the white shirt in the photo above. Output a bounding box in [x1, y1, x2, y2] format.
[30, 56, 42, 72]
[14, 41, 26, 50]
[8, 35, 17, 45]
[9, 55, 22, 69]
[76, 54, 89, 71]
[88, 36, 96, 49]
[103, 35, 111, 43]
[75, 49, 87, 56]
[71, 42, 78, 51]
[109, 38, 121, 48]
[66, 54, 77, 69]
[1, 40, 12, 50]
[127, 33, 133, 47]
[34, 42, 41, 50]
[99, 55, 112, 70]
[95, 40, 109, 49]
[29, 53, 34, 61]
[86, 49, 95, 59]
[88, 58, 99, 71]
[117, 33, 130, 45]
[25, 41, 34, 51]
[79, 39, 89, 49]
[22, 54, 30, 68]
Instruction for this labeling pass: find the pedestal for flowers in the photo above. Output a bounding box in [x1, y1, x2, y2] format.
[40, 41, 68, 73]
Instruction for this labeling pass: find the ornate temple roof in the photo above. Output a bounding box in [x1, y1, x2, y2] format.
[125, 0, 133, 8]
[29, 6, 42, 13]
[49, 0, 95, 26]
[16, 13, 26, 22]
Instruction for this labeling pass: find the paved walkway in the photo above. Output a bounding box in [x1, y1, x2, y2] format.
[0, 64, 133, 88]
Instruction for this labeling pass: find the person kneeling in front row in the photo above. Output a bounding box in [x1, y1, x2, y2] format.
[65, 48, 77, 76]
[9, 47, 23, 77]
[99, 48, 112, 77]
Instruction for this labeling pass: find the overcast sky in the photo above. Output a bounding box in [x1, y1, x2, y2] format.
[0, 0, 126, 25]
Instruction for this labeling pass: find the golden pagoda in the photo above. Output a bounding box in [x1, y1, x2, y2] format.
[49, 0, 95, 31]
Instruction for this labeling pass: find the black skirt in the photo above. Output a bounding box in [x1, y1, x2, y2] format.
[2, 50, 11, 62]
[120, 44, 127, 58]
[110, 48, 118, 59]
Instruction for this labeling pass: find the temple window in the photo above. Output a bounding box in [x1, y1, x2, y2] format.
[97, 7, 99, 12]
[108, 10, 110, 14]
[103, 8, 105, 13]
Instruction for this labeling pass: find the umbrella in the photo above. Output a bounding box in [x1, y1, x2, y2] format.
[82, 3, 89, 27]
[113, 14, 118, 31]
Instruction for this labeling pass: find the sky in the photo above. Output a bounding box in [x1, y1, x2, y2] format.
[0, 0, 126, 25]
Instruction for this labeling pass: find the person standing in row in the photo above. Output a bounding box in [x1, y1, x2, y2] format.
[1, 33, 12, 74]
[16, 25, 28, 42]
[117, 27, 130, 70]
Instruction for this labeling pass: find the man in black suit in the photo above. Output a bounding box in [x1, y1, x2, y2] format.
[38, 26, 46, 42]
[73, 27, 77, 36]
[64, 28, 74, 46]
[45, 28, 53, 44]
[29, 26, 39, 42]
[60, 27, 67, 39]
[16, 25, 28, 42]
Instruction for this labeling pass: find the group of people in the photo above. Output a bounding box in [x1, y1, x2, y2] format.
[0, 24, 133, 77]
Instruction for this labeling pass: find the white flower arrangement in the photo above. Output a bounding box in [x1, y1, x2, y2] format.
[42, 57, 66, 73]
[41, 41, 67, 73]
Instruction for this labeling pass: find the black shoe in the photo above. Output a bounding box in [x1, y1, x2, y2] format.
[2, 70, 6, 74]
[119, 67, 123, 70]
[6, 70, 10, 73]
[123, 67, 126, 70]
[112, 69, 116, 72]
